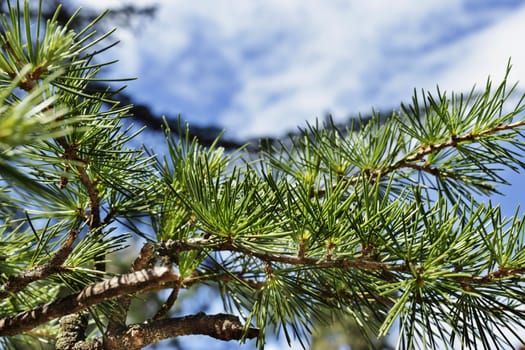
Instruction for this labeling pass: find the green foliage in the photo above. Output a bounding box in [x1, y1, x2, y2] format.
[154, 70, 525, 349]
[0, 1, 149, 347]
[1, 1, 525, 350]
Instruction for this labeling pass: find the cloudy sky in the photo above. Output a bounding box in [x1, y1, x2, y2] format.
[70, 1, 525, 348]
[74, 0, 525, 140]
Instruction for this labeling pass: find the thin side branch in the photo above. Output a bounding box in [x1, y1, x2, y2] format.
[58, 137, 101, 229]
[152, 286, 180, 321]
[457, 266, 525, 284]
[159, 238, 525, 285]
[183, 270, 266, 290]
[384, 120, 525, 176]
[322, 120, 525, 193]
[0, 228, 77, 300]
[56, 135, 106, 272]
[159, 238, 407, 272]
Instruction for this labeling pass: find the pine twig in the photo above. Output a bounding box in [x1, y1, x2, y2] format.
[152, 286, 180, 321]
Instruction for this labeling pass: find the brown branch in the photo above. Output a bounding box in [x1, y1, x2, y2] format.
[78, 165, 101, 229]
[152, 261, 266, 321]
[396, 161, 441, 176]
[57, 136, 104, 271]
[0, 266, 179, 336]
[456, 266, 525, 285]
[325, 119, 525, 192]
[306, 119, 525, 198]
[130, 243, 157, 271]
[0, 228, 77, 300]
[105, 313, 259, 350]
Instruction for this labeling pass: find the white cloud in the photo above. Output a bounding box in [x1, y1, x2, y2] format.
[436, 5, 525, 91]
[71, 1, 525, 140]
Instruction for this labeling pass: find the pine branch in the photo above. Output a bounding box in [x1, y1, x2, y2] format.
[456, 266, 525, 284]
[380, 120, 525, 179]
[54, 312, 259, 350]
[312, 117, 525, 198]
[57, 137, 101, 229]
[56, 134, 106, 272]
[160, 238, 525, 286]
[0, 266, 179, 336]
[183, 270, 266, 290]
[159, 238, 407, 273]
[152, 286, 180, 321]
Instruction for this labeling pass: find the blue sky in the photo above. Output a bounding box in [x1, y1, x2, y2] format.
[70, 1, 525, 349]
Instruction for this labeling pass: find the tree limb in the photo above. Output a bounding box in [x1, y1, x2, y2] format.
[0, 266, 179, 336]
[56, 136, 104, 271]
[382, 120, 525, 178]
[104, 313, 259, 350]
[152, 285, 180, 321]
